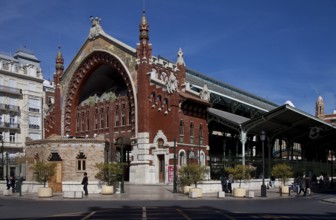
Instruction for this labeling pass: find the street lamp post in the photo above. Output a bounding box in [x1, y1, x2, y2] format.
[120, 139, 125, 194]
[173, 137, 177, 193]
[6, 151, 9, 178]
[222, 139, 226, 171]
[198, 127, 201, 165]
[260, 130, 267, 197]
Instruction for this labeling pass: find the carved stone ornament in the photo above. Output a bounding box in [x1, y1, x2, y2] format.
[153, 130, 168, 148]
[88, 16, 105, 40]
[199, 84, 210, 101]
[166, 72, 178, 94]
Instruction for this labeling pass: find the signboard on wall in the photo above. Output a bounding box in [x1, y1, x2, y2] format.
[168, 165, 177, 183]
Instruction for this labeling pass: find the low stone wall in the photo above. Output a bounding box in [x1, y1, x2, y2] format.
[192, 178, 294, 193]
[0, 180, 103, 194]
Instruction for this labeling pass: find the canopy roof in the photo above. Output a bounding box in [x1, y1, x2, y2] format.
[208, 104, 336, 150]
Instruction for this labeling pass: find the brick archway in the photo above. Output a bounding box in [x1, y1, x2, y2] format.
[63, 51, 136, 136]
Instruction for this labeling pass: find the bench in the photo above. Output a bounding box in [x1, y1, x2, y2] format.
[63, 191, 83, 199]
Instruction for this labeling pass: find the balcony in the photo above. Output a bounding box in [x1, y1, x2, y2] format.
[7, 122, 20, 130]
[0, 85, 22, 96]
[29, 124, 40, 130]
[29, 107, 40, 113]
[7, 104, 20, 113]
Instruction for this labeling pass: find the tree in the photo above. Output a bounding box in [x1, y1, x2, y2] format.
[95, 162, 123, 186]
[178, 164, 208, 188]
[271, 163, 293, 186]
[225, 164, 254, 188]
[31, 161, 57, 188]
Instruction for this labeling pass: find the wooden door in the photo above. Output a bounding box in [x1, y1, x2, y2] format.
[49, 162, 62, 192]
[158, 155, 165, 183]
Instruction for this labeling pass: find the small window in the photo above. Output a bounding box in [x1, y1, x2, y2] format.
[95, 109, 98, 129]
[115, 105, 119, 126]
[86, 111, 90, 130]
[158, 139, 164, 148]
[76, 152, 87, 171]
[190, 122, 194, 144]
[106, 107, 109, 128]
[78, 160, 86, 171]
[121, 103, 126, 126]
[81, 112, 85, 131]
[179, 120, 184, 143]
[76, 113, 80, 132]
[9, 132, 15, 142]
[100, 108, 104, 128]
[199, 124, 203, 145]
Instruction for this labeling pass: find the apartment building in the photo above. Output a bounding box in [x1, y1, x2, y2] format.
[0, 48, 44, 179]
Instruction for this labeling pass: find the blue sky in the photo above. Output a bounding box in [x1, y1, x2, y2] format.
[1, 0, 336, 115]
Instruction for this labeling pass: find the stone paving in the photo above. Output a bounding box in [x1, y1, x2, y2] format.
[1, 183, 336, 204]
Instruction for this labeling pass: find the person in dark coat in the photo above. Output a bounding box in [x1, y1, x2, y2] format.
[10, 176, 15, 193]
[6, 176, 10, 190]
[298, 176, 306, 196]
[220, 174, 228, 192]
[228, 174, 234, 193]
[81, 172, 88, 195]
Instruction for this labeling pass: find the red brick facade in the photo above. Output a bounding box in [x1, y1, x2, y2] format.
[43, 14, 210, 184]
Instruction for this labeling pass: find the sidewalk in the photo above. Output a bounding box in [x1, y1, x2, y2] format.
[1, 184, 313, 201]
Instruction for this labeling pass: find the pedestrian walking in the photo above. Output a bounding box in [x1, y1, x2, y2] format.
[6, 176, 10, 190]
[306, 176, 312, 196]
[10, 176, 16, 193]
[298, 176, 306, 196]
[81, 172, 88, 196]
[220, 174, 228, 192]
[270, 175, 275, 188]
[228, 174, 234, 193]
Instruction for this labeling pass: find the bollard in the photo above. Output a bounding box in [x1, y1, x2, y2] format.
[280, 187, 282, 197]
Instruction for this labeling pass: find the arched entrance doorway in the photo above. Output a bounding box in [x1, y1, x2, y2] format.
[115, 136, 131, 181]
[62, 51, 136, 179]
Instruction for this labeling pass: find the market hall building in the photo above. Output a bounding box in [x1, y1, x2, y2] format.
[25, 14, 336, 192]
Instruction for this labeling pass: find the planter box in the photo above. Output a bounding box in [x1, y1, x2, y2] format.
[189, 188, 203, 198]
[101, 185, 114, 195]
[233, 188, 246, 197]
[183, 186, 191, 194]
[280, 186, 289, 194]
[38, 187, 53, 198]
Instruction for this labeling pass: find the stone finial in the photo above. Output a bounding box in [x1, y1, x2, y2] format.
[177, 48, 185, 66]
[88, 16, 105, 40]
[56, 46, 64, 71]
